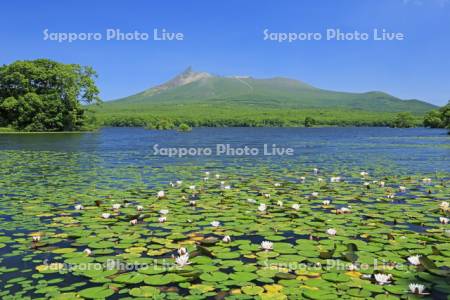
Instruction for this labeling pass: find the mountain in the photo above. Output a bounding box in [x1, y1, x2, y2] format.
[104, 67, 436, 114]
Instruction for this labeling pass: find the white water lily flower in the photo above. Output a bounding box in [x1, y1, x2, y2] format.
[292, 204, 300, 211]
[203, 177, 209, 182]
[189, 185, 196, 190]
[101, 213, 111, 219]
[277, 200, 283, 207]
[176, 180, 182, 186]
[159, 216, 167, 223]
[136, 205, 143, 211]
[258, 203, 267, 212]
[159, 209, 169, 215]
[363, 182, 370, 187]
[360, 171, 368, 177]
[83, 248, 92, 256]
[263, 193, 271, 199]
[313, 168, 318, 175]
[211, 221, 220, 227]
[204, 171, 210, 176]
[169, 181, 175, 187]
[189, 200, 196, 206]
[407, 255, 421, 266]
[317, 177, 324, 182]
[261, 241, 273, 251]
[409, 283, 428, 295]
[215, 174, 220, 179]
[422, 178, 431, 184]
[322, 200, 331, 206]
[311, 192, 319, 197]
[299, 176, 306, 183]
[386, 193, 395, 199]
[32, 235, 41, 242]
[177, 247, 187, 256]
[330, 176, 341, 183]
[274, 183, 281, 187]
[175, 254, 190, 267]
[157, 190, 165, 198]
[439, 217, 448, 224]
[247, 198, 256, 203]
[338, 207, 351, 214]
[326, 228, 337, 236]
[130, 219, 138, 225]
[74, 204, 84, 210]
[222, 235, 231, 243]
[222, 185, 231, 190]
[399, 186, 406, 192]
[112, 203, 121, 210]
[374, 273, 392, 285]
[440, 201, 449, 211]
[379, 181, 385, 187]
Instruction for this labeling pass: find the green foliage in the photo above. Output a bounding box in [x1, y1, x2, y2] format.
[423, 101, 450, 130]
[304, 117, 316, 127]
[0, 59, 100, 131]
[177, 123, 192, 132]
[391, 112, 415, 128]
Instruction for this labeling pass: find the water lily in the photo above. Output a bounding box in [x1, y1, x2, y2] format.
[169, 181, 175, 187]
[326, 228, 337, 236]
[189, 185, 196, 190]
[101, 213, 111, 219]
[330, 176, 341, 183]
[317, 177, 324, 182]
[374, 273, 392, 285]
[176, 180, 183, 186]
[159, 209, 169, 215]
[379, 181, 385, 187]
[222, 185, 231, 190]
[205, 171, 210, 176]
[157, 190, 165, 198]
[136, 205, 143, 211]
[159, 216, 167, 223]
[112, 203, 121, 210]
[363, 182, 370, 188]
[422, 178, 431, 184]
[258, 203, 267, 212]
[203, 177, 209, 182]
[177, 247, 187, 256]
[439, 217, 448, 224]
[215, 174, 220, 179]
[407, 255, 421, 266]
[222, 235, 231, 243]
[292, 204, 300, 210]
[211, 221, 220, 227]
[399, 186, 406, 192]
[32, 234, 41, 242]
[263, 193, 271, 199]
[440, 201, 449, 211]
[130, 219, 138, 225]
[338, 207, 351, 214]
[277, 200, 283, 207]
[261, 241, 273, 251]
[189, 200, 196, 206]
[247, 198, 256, 203]
[74, 204, 84, 210]
[313, 168, 318, 175]
[299, 176, 306, 183]
[409, 283, 429, 295]
[322, 200, 331, 206]
[83, 248, 92, 256]
[386, 193, 395, 199]
[175, 254, 190, 267]
[274, 182, 281, 187]
[360, 171, 368, 177]
[311, 192, 319, 197]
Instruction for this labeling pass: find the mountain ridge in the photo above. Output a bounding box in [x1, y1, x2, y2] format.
[106, 68, 436, 114]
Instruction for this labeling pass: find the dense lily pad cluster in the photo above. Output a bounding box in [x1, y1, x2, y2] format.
[0, 151, 449, 299]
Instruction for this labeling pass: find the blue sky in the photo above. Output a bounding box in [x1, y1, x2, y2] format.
[1, 0, 449, 105]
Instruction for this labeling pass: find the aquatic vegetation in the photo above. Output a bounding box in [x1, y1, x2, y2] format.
[0, 149, 449, 299]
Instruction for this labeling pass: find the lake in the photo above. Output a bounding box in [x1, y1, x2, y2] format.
[0, 127, 449, 299]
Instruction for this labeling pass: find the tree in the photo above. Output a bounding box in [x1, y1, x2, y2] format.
[391, 112, 415, 128]
[304, 117, 316, 127]
[0, 59, 100, 131]
[423, 101, 450, 129]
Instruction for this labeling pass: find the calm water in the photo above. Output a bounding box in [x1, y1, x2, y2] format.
[0, 127, 448, 174]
